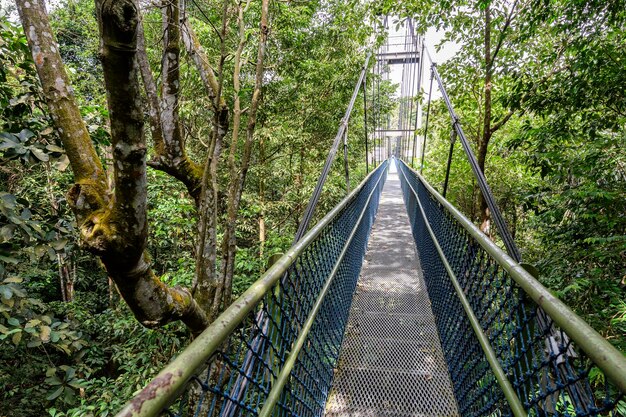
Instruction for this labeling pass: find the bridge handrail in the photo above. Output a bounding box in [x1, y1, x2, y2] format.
[398, 159, 626, 396]
[397, 159, 526, 416]
[116, 161, 388, 417]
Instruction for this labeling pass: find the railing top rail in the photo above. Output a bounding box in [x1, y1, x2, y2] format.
[115, 162, 387, 417]
[400, 160, 626, 394]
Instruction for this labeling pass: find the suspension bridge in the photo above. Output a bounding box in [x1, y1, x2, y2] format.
[116, 19, 626, 417]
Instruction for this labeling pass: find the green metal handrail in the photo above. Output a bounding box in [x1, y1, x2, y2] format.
[398, 161, 526, 416]
[258, 164, 387, 417]
[115, 162, 387, 417]
[400, 160, 626, 396]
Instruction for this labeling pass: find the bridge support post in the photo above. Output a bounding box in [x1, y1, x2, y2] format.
[442, 129, 457, 198]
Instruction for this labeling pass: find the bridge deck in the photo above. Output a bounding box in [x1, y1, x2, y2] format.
[325, 162, 459, 417]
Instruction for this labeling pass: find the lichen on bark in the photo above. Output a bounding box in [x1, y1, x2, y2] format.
[16, 0, 209, 334]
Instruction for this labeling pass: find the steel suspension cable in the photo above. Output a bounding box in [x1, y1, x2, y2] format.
[426, 51, 521, 262]
[422, 45, 596, 414]
[257, 166, 387, 417]
[408, 20, 423, 167]
[420, 67, 434, 173]
[363, 71, 369, 173]
[410, 23, 419, 158]
[373, 56, 378, 167]
[442, 130, 456, 198]
[401, 24, 410, 159]
[376, 48, 381, 165]
[382, 16, 389, 160]
[412, 43, 424, 167]
[224, 50, 376, 415]
[343, 124, 350, 193]
[399, 27, 407, 158]
[406, 20, 418, 161]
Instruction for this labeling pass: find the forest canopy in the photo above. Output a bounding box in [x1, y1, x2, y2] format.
[0, 0, 624, 415]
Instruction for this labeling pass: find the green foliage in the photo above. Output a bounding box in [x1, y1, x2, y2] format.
[0, 277, 86, 353]
[1, 0, 383, 414]
[50, 0, 105, 109]
[1, 129, 68, 167]
[0, 17, 41, 130]
[0, 11, 189, 417]
[4, 0, 621, 414]
[147, 170, 196, 287]
[502, 0, 626, 350]
[0, 277, 88, 415]
[394, 0, 626, 354]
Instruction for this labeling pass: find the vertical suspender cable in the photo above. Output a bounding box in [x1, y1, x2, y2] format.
[409, 22, 418, 159]
[401, 25, 409, 159]
[372, 25, 379, 166]
[406, 20, 418, 162]
[412, 41, 425, 168]
[443, 130, 456, 197]
[407, 20, 420, 165]
[343, 124, 350, 193]
[374, 56, 378, 166]
[363, 71, 369, 174]
[399, 27, 407, 159]
[405, 24, 412, 159]
[420, 66, 434, 173]
[382, 15, 389, 161]
[376, 50, 381, 164]
[404, 26, 412, 160]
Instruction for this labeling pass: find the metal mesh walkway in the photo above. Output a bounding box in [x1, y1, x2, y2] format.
[325, 161, 459, 417]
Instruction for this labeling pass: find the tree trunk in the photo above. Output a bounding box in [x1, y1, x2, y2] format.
[216, 0, 269, 317]
[137, 3, 203, 203]
[16, 0, 209, 334]
[259, 134, 266, 272]
[193, 0, 231, 319]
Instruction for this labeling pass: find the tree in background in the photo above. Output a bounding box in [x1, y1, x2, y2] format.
[388, 0, 625, 350]
[14, 0, 270, 333]
[505, 0, 626, 348]
[2, 0, 375, 413]
[379, 0, 527, 235]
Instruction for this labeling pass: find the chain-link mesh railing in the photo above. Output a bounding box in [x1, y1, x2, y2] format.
[116, 161, 388, 417]
[397, 159, 626, 417]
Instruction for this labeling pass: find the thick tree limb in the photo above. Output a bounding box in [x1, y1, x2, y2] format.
[137, 5, 203, 203]
[96, 0, 208, 332]
[16, 0, 108, 223]
[17, 0, 209, 333]
[136, 22, 164, 156]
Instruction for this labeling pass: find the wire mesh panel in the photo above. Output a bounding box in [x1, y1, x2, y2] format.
[155, 162, 389, 417]
[325, 166, 459, 417]
[397, 160, 625, 417]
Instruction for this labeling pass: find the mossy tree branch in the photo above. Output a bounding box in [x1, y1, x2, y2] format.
[16, 0, 108, 224]
[136, 5, 203, 204]
[16, 0, 209, 333]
